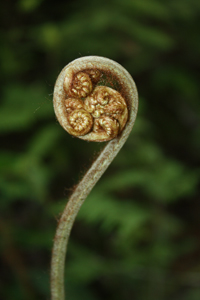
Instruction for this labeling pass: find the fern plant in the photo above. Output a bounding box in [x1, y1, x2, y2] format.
[51, 56, 138, 300]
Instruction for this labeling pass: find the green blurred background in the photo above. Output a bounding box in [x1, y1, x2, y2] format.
[1, 0, 200, 299]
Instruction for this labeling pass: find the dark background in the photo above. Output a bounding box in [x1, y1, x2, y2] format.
[1, 0, 200, 299]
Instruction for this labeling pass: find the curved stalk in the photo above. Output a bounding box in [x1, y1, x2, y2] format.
[51, 56, 138, 300]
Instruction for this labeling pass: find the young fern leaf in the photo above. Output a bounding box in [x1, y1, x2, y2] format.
[51, 56, 138, 300]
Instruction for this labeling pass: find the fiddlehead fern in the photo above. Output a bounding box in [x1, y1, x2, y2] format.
[51, 56, 138, 300]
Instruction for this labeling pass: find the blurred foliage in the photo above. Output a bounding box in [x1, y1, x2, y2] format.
[0, 0, 200, 299]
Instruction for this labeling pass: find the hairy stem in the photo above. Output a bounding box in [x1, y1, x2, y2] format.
[51, 56, 138, 300]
